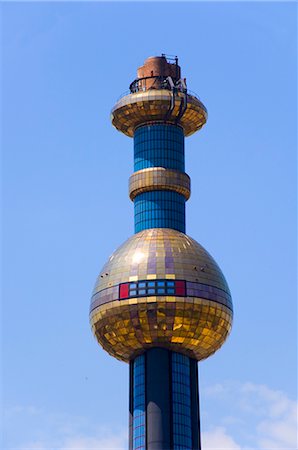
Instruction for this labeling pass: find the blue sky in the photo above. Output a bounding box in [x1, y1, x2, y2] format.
[2, 2, 297, 449]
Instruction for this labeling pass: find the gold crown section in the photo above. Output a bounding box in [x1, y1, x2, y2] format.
[111, 56, 208, 138]
[112, 56, 206, 203]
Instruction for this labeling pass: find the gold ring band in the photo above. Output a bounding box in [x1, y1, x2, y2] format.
[129, 168, 191, 201]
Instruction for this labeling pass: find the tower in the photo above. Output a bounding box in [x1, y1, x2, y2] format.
[90, 55, 233, 449]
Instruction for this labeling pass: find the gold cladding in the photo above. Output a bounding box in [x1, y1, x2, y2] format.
[129, 168, 191, 201]
[90, 229, 233, 363]
[111, 90, 207, 137]
[90, 297, 232, 363]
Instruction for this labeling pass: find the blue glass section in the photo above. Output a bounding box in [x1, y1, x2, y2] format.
[133, 355, 146, 450]
[134, 191, 185, 233]
[134, 124, 185, 172]
[172, 353, 193, 450]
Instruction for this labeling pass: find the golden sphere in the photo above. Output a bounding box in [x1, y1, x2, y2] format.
[90, 228, 233, 362]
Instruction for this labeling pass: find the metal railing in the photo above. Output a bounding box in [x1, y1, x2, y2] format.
[116, 87, 205, 106]
[115, 76, 207, 114]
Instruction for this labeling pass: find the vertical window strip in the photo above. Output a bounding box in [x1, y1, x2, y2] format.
[133, 355, 146, 450]
[172, 353, 193, 450]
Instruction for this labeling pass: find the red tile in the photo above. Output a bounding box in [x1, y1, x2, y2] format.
[175, 280, 186, 295]
[119, 283, 129, 299]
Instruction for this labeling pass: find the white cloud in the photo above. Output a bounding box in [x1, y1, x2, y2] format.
[257, 402, 297, 449]
[5, 382, 297, 450]
[202, 426, 241, 449]
[21, 433, 127, 450]
[205, 383, 227, 396]
[203, 381, 297, 449]
[18, 430, 127, 450]
[239, 382, 297, 448]
[4, 406, 127, 450]
[5, 405, 42, 418]
[60, 434, 127, 450]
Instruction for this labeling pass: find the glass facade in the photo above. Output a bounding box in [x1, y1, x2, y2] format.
[133, 355, 146, 450]
[133, 123, 186, 233]
[130, 350, 199, 449]
[134, 124, 185, 172]
[172, 353, 193, 450]
[134, 190, 185, 233]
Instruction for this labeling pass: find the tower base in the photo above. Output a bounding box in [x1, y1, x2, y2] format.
[129, 348, 201, 450]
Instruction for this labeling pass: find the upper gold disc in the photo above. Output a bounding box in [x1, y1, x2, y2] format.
[111, 90, 207, 137]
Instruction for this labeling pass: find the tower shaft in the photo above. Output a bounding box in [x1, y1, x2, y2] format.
[129, 108, 199, 447]
[129, 349, 201, 450]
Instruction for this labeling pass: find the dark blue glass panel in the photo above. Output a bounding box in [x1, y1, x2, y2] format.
[134, 191, 185, 233]
[134, 124, 185, 172]
[133, 355, 146, 450]
[172, 352, 193, 450]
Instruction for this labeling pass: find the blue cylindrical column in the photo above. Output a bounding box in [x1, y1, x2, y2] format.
[129, 349, 201, 450]
[133, 124, 186, 233]
[134, 124, 185, 172]
[134, 191, 186, 233]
